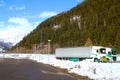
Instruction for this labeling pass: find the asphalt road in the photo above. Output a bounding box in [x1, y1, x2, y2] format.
[0, 58, 78, 80]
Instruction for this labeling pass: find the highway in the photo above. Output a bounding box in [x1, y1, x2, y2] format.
[0, 58, 78, 80]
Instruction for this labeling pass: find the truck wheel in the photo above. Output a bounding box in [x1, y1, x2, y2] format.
[107, 58, 110, 62]
[94, 58, 98, 62]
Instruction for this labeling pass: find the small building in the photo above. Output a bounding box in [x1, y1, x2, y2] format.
[0, 46, 5, 53]
[0, 46, 3, 53]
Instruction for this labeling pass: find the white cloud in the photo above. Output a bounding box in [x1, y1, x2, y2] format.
[0, 28, 23, 43]
[39, 11, 57, 18]
[0, 17, 36, 44]
[8, 17, 29, 25]
[8, 17, 36, 34]
[9, 5, 25, 10]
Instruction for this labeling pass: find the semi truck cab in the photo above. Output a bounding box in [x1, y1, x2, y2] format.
[106, 48, 117, 62]
[93, 47, 117, 62]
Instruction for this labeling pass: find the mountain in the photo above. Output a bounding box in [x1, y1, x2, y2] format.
[0, 41, 13, 50]
[12, 0, 120, 53]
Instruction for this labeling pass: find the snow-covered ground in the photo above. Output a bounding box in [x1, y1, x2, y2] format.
[0, 53, 120, 80]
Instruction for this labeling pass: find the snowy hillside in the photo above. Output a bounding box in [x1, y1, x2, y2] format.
[0, 41, 13, 50]
[0, 54, 120, 80]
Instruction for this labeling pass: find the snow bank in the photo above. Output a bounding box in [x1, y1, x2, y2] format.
[69, 61, 120, 80]
[0, 53, 120, 80]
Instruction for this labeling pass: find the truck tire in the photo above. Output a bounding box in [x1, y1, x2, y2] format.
[94, 58, 98, 62]
[107, 58, 110, 62]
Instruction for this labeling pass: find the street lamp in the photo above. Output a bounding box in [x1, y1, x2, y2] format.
[48, 40, 51, 64]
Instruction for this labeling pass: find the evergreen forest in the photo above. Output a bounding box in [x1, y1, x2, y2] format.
[12, 0, 120, 53]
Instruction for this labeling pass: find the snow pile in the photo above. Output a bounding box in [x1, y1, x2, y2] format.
[0, 53, 120, 80]
[69, 62, 120, 80]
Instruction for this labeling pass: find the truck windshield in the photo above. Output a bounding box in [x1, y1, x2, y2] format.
[100, 48, 106, 54]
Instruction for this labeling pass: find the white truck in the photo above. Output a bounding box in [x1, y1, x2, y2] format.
[55, 46, 117, 62]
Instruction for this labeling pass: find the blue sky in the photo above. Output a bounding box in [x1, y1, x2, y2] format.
[0, 0, 83, 44]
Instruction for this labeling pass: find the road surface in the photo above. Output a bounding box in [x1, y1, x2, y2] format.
[0, 58, 78, 80]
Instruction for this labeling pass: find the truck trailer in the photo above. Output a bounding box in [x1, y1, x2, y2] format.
[55, 46, 117, 62]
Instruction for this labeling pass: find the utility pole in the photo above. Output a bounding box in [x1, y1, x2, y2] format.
[40, 30, 42, 45]
[96, 14, 98, 27]
[40, 29, 45, 54]
[78, 16, 81, 29]
[104, 19, 106, 26]
[15, 36, 19, 53]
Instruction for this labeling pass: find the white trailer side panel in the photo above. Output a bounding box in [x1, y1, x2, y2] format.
[55, 46, 92, 58]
